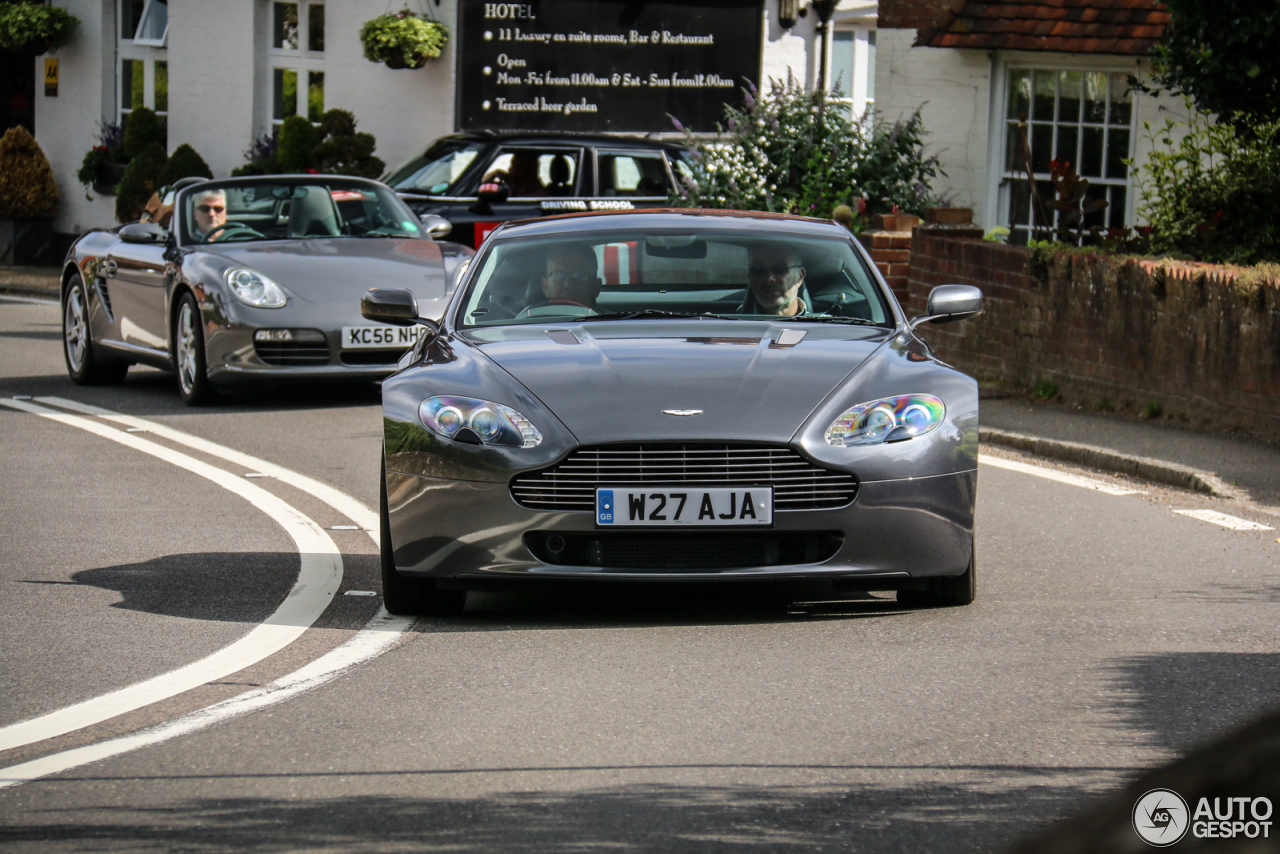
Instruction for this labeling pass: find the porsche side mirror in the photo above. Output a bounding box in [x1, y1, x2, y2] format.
[419, 214, 453, 240]
[119, 222, 169, 244]
[909, 285, 984, 330]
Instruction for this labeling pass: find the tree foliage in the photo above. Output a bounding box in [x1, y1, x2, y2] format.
[115, 142, 167, 224]
[0, 0, 79, 54]
[157, 144, 213, 186]
[1136, 0, 1279, 126]
[122, 107, 166, 159]
[276, 115, 318, 173]
[668, 75, 942, 223]
[0, 125, 59, 218]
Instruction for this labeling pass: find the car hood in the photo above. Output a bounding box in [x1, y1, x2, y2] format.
[465, 321, 892, 444]
[203, 238, 450, 307]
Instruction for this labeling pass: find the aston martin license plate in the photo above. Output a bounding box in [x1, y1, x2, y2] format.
[596, 488, 773, 526]
[341, 325, 424, 349]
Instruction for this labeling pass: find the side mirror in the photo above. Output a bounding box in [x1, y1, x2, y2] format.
[362, 288, 420, 327]
[910, 285, 984, 329]
[476, 182, 510, 204]
[119, 222, 168, 244]
[419, 214, 453, 240]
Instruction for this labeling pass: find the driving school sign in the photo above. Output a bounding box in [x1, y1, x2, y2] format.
[456, 0, 764, 132]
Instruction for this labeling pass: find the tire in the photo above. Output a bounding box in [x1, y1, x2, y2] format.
[898, 541, 976, 608]
[62, 274, 129, 385]
[380, 457, 467, 617]
[173, 292, 215, 405]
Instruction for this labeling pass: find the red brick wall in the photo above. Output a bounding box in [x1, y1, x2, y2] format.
[907, 230, 1280, 440]
[858, 231, 915, 305]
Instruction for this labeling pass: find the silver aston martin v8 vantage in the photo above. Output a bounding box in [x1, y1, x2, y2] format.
[366, 209, 984, 614]
[60, 175, 472, 403]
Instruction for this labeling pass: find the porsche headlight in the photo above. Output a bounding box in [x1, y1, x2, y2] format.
[225, 267, 287, 308]
[825, 394, 946, 446]
[419, 396, 542, 448]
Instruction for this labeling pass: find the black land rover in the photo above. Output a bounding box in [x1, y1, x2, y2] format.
[384, 132, 692, 248]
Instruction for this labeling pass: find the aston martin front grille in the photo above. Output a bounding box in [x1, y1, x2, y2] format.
[254, 341, 330, 366]
[510, 444, 858, 511]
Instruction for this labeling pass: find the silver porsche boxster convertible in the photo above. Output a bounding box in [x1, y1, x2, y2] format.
[60, 175, 472, 403]
[365, 209, 984, 614]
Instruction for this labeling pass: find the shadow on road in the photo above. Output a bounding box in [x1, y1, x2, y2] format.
[0, 769, 1113, 853]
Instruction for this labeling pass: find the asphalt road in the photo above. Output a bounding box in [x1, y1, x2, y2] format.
[1, 294, 1278, 853]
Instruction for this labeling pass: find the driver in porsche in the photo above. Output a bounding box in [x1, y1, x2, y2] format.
[190, 189, 229, 241]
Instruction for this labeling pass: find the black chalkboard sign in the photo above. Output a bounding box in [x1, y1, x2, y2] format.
[456, 0, 764, 132]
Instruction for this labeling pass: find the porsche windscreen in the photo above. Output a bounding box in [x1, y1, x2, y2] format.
[459, 232, 892, 326]
[181, 181, 426, 244]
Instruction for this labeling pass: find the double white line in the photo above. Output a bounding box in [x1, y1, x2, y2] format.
[0, 397, 410, 790]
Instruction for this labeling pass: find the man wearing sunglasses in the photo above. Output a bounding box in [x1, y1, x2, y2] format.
[190, 189, 229, 241]
[740, 245, 810, 316]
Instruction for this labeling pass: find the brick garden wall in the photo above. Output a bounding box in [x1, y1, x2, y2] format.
[906, 230, 1280, 441]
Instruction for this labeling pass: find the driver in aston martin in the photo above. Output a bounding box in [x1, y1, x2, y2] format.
[190, 188, 229, 241]
[516, 244, 602, 317]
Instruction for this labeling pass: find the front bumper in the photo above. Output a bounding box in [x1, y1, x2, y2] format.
[385, 468, 977, 582]
[204, 322, 408, 386]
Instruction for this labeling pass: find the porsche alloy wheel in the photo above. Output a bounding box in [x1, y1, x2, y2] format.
[63, 275, 128, 385]
[380, 457, 467, 617]
[174, 294, 213, 405]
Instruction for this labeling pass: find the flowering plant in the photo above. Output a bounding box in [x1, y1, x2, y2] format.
[76, 120, 129, 196]
[669, 74, 942, 226]
[0, 0, 79, 55]
[360, 9, 448, 70]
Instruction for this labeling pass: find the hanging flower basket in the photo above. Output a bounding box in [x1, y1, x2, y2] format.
[360, 9, 448, 70]
[0, 1, 79, 56]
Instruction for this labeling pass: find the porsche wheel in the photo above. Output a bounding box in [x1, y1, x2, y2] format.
[63, 274, 128, 385]
[173, 293, 214, 405]
[380, 457, 467, 616]
[899, 541, 976, 608]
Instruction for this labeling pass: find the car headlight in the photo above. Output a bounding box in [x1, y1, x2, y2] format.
[225, 267, 287, 308]
[824, 394, 946, 446]
[419, 396, 542, 448]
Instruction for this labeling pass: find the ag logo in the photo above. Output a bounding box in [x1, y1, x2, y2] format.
[1133, 788, 1190, 846]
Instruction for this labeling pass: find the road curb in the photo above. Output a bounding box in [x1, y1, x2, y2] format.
[0, 285, 60, 300]
[980, 426, 1248, 501]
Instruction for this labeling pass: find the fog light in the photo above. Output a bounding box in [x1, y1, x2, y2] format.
[254, 329, 294, 342]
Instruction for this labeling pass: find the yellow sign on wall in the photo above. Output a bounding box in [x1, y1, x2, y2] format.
[44, 58, 58, 97]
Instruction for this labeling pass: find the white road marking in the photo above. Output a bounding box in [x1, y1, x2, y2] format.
[1173, 509, 1275, 531]
[344, 590, 377, 597]
[0, 608, 414, 791]
[979, 454, 1145, 496]
[0, 294, 59, 306]
[33, 397, 379, 546]
[244, 472, 270, 478]
[0, 398, 342, 752]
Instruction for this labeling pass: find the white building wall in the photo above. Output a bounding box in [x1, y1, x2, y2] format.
[34, 0, 117, 235]
[168, 0, 258, 179]
[873, 28, 992, 220]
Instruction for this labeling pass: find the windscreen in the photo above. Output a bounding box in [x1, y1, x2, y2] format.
[459, 230, 890, 327]
[384, 140, 485, 194]
[181, 181, 425, 244]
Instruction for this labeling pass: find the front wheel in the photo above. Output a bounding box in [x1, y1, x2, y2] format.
[63, 274, 128, 385]
[380, 457, 467, 616]
[898, 541, 976, 608]
[173, 293, 214, 405]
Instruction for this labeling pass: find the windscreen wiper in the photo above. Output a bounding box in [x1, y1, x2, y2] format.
[777, 315, 887, 327]
[581, 310, 741, 322]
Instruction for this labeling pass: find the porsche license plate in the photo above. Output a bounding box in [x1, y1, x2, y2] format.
[596, 488, 772, 526]
[341, 326, 424, 349]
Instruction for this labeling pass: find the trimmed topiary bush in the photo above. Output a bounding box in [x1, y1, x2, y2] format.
[313, 110, 385, 178]
[157, 143, 213, 186]
[0, 125, 59, 218]
[277, 115, 318, 173]
[122, 107, 166, 159]
[115, 142, 167, 223]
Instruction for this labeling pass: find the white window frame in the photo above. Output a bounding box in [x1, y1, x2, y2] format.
[131, 0, 169, 47]
[826, 14, 876, 123]
[266, 0, 326, 126]
[118, 0, 168, 122]
[985, 52, 1142, 240]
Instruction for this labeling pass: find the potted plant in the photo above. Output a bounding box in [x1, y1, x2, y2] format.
[359, 8, 448, 70]
[0, 125, 60, 265]
[0, 0, 79, 56]
[76, 120, 129, 196]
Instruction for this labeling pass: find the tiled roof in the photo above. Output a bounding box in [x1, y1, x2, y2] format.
[912, 0, 1169, 55]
